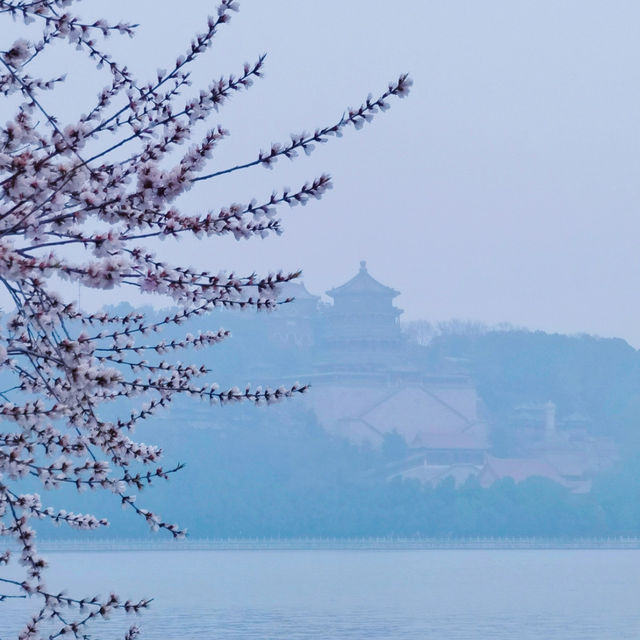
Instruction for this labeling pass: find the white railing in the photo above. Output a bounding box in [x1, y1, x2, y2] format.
[29, 536, 640, 552]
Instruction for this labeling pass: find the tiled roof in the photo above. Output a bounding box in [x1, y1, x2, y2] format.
[327, 261, 400, 298]
[480, 455, 567, 485]
[278, 281, 319, 302]
[413, 429, 488, 450]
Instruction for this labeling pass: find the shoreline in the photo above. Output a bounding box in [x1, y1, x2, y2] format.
[32, 537, 640, 552]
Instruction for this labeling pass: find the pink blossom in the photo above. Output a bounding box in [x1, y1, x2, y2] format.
[0, 0, 410, 636]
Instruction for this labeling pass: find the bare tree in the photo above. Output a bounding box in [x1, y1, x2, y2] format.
[0, 1, 411, 636]
[403, 319, 437, 345]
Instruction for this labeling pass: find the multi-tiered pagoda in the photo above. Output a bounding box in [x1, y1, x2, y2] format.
[304, 262, 488, 476]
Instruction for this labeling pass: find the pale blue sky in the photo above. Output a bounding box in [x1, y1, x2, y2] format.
[11, 1, 640, 344]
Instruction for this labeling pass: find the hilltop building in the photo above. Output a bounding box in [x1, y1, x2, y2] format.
[268, 281, 319, 349]
[285, 262, 613, 491]
[303, 261, 489, 467]
[320, 260, 404, 369]
[167, 260, 615, 492]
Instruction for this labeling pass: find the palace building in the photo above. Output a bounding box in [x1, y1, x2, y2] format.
[285, 262, 611, 491]
[172, 260, 613, 492]
[302, 261, 489, 470]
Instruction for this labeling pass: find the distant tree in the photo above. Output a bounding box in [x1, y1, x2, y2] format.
[404, 318, 518, 345]
[402, 319, 436, 345]
[437, 318, 490, 336]
[0, 2, 411, 636]
[382, 430, 409, 460]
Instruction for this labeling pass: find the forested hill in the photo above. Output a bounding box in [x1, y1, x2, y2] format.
[100, 304, 640, 450]
[24, 325, 640, 540]
[426, 330, 640, 446]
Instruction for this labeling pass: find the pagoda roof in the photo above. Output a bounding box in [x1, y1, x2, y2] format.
[278, 281, 320, 302]
[326, 261, 400, 299]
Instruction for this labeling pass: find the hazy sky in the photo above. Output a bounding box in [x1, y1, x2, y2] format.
[13, 2, 640, 344]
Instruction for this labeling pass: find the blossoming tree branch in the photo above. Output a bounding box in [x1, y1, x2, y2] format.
[0, 0, 411, 636]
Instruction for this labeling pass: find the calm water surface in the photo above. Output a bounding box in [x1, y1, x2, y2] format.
[1, 550, 639, 639]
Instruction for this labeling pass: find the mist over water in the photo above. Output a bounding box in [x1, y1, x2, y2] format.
[3, 550, 640, 639]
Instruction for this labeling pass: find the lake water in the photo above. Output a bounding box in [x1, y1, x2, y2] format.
[1, 549, 639, 639]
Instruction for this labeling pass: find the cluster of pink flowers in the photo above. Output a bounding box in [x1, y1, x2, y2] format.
[0, 0, 411, 636]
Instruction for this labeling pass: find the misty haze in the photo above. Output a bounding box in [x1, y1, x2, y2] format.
[1, 2, 640, 640]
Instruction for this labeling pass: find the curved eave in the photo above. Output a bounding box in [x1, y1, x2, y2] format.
[326, 261, 400, 299]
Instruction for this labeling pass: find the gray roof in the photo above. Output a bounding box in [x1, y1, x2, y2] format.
[278, 281, 320, 302]
[327, 261, 400, 299]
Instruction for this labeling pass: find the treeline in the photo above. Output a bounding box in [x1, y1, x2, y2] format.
[427, 329, 640, 447]
[102, 305, 640, 445]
